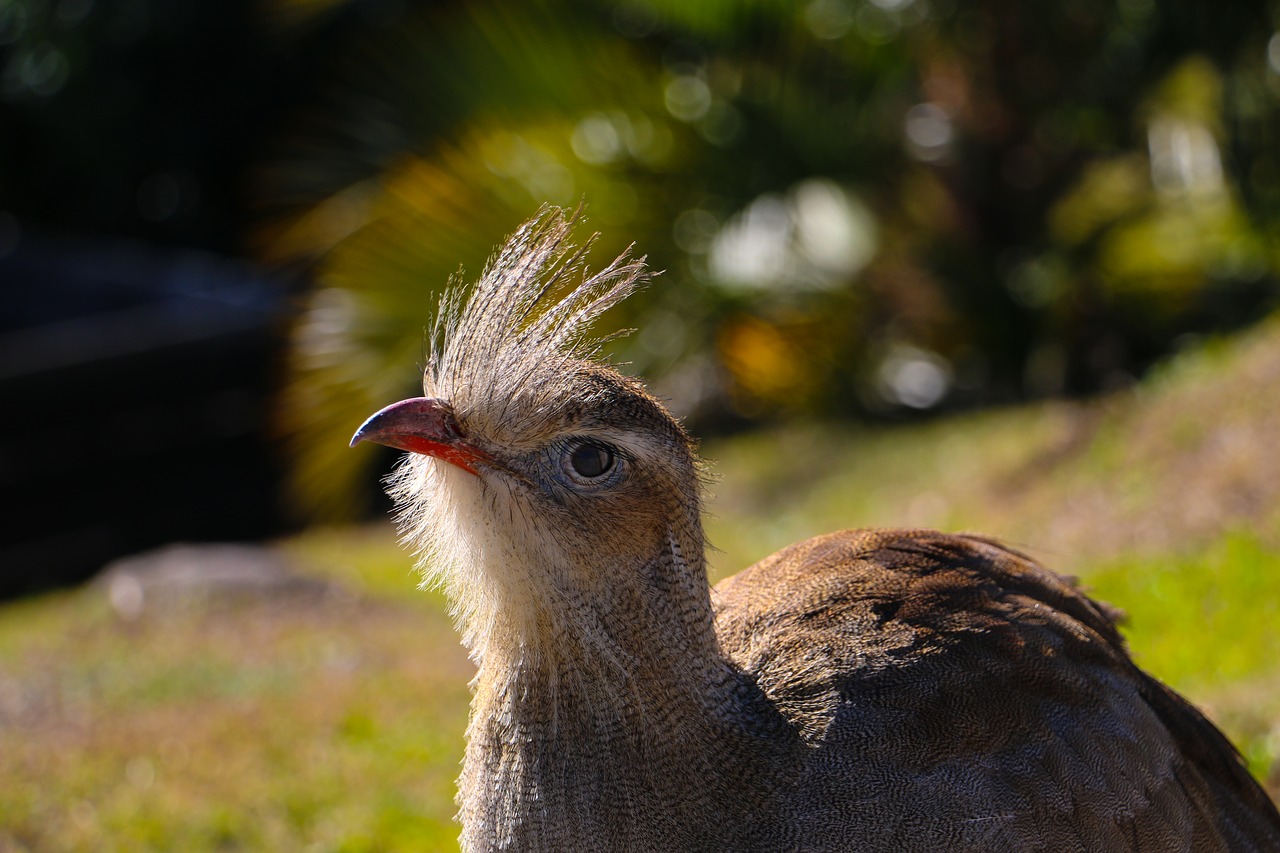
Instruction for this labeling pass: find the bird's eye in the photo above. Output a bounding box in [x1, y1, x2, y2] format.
[565, 441, 616, 481]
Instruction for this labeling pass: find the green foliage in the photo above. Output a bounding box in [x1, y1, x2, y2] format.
[257, 0, 1280, 519]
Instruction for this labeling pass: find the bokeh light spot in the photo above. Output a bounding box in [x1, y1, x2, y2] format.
[665, 75, 711, 122]
[904, 103, 953, 162]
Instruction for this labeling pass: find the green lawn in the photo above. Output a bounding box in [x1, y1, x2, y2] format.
[2, 319, 1278, 851]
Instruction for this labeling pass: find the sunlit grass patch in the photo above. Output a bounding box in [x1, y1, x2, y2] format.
[283, 522, 438, 603]
[1084, 531, 1280, 786]
[0, 565, 470, 852]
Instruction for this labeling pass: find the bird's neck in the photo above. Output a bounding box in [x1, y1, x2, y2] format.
[455, 528, 792, 852]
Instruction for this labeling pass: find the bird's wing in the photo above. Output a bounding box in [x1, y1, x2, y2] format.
[712, 528, 1280, 852]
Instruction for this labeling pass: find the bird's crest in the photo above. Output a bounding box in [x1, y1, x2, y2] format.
[425, 206, 649, 437]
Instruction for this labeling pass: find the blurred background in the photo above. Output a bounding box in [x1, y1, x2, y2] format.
[2, 0, 1280, 848]
[3, 0, 1280, 590]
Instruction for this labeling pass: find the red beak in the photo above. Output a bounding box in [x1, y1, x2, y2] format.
[350, 397, 489, 476]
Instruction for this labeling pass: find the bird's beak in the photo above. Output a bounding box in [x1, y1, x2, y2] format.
[350, 397, 490, 476]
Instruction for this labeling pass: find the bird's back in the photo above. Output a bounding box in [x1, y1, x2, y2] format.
[713, 529, 1280, 852]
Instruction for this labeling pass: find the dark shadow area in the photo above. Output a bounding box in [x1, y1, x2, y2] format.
[0, 236, 290, 596]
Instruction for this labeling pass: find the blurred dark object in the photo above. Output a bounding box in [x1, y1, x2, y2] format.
[0, 234, 290, 599]
[0, 0, 391, 594]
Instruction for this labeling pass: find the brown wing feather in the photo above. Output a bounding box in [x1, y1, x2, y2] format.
[713, 528, 1280, 852]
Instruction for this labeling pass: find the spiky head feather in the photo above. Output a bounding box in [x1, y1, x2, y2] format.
[384, 207, 704, 663]
[424, 205, 651, 448]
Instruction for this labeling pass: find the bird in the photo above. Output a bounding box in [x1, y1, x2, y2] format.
[350, 207, 1280, 852]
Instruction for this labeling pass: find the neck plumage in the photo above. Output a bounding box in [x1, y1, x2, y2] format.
[454, 525, 793, 853]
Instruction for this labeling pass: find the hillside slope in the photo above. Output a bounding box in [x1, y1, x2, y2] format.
[706, 314, 1280, 575]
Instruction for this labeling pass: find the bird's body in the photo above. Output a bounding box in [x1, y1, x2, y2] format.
[352, 209, 1280, 852]
[716, 529, 1280, 851]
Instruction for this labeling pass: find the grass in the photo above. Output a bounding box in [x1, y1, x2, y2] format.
[2, 317, 1279, 850]
[0, 561, 471, 852]
[1086, 531, 1280, 783]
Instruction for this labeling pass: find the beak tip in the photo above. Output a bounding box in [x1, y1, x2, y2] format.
[349, 416, 378, 448]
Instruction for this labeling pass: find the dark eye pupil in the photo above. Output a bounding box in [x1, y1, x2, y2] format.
[570, 443, 613, 478]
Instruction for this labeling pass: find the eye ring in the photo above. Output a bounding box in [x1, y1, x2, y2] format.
[562, 440, 619, 484]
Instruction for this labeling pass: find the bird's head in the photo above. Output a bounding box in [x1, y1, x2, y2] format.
[351, 208, 705, 658]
